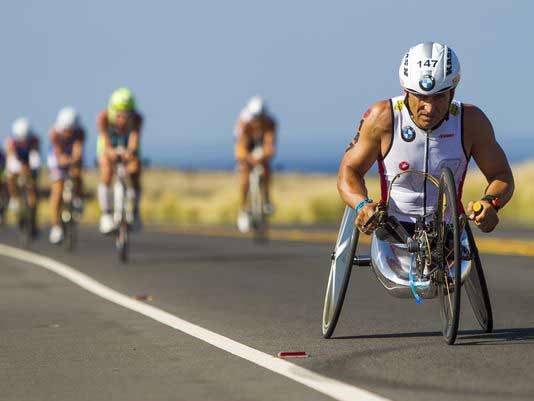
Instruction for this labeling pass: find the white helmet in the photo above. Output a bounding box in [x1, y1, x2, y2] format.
[399, 42, 461, 96]
[246, 96, 266, 117]
[55, 107, 80, 132]
[12, 117, 32, 140]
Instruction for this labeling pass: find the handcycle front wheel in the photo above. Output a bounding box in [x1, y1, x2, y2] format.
[436, 167, 462, 345]
[322, 207, 359, 338]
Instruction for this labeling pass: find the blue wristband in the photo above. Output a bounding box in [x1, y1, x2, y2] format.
[355, 198, 373, 214]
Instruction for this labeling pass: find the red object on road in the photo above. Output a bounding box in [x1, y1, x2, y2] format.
[277, 351, 308, 358]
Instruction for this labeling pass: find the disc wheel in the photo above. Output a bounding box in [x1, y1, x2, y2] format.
[322, 208, 359, 338]
[436, 167, 462, 345]
[464, 223, 493, 333]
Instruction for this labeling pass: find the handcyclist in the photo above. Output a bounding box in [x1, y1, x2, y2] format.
[338, 42, 514, 235]
[234, 96, 276, 233]
[97, 87, 143, 234]
[47, 107, 85, 244]
[5, 117, 41, 236]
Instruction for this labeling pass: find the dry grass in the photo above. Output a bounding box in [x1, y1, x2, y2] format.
[30, 161, 534, 227]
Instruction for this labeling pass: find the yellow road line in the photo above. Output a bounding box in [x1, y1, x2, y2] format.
[153, 226, 534, 257]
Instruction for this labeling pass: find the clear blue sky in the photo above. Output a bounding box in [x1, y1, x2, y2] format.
[1, 0, 532, 170]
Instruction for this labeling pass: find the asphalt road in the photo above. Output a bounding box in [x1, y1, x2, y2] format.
[1, 225, 533, 401]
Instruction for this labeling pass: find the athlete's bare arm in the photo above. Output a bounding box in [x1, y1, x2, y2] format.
[126, 113, 143, 158]
[71, 131, 85, 165]
[260, 129, 275, 162]
[463, 104, 514, 232]
[97, 111, 114, 159]
[234, 123, 251, 162]
[338, 100, 392, 233]
[50, 130, 69, 165]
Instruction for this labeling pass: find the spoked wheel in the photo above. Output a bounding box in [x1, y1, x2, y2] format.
[250, 176, 267, 242]
[65, 220, 77, 252]
[322, 207, 358, 338]
[436, 168, 462, 345]
[464, 223, 493, 333]
[116, 222, 129, 263]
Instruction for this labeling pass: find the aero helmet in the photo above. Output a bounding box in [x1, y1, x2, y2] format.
[56, 107, 81, 132]
[399, 42, 460, 96]
[246, 96, 266, 117]
[12, 117, 32, 140]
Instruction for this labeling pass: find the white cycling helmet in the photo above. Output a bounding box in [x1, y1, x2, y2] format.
[399, 42, 461, 96]
[246, 96, 266, 117]
[56, 107, 80, 132]
[12, 117, 32, 140]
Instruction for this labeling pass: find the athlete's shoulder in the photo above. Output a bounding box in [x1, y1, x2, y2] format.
[49, 127, 59, 143]
[75, 128, 86, 141]
[364, 99, 393, 131]
[263, 113, 276, 130]
[462, 103, 494, 139]
[132, 111, 143, 128]
[97, 110, 109, 130]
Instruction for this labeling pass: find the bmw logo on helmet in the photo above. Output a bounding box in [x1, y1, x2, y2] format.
[419, 74, 435, 92]
[401, 126, 416, 142]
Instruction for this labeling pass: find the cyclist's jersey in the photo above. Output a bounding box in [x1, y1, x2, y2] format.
[6, 135, 39, 163]
[378, 96, 468, 223]
[50, 127, 85, 156]
[235, 111, 276, 152]
[97, 109, 143, 149]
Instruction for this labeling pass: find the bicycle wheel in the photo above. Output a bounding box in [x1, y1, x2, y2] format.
[464, 223, 493, 333]
[436, 167, 462, 345]
[322, 207, 358, 338]
[65, 219, 77, 252]
[116, 221, 129, 263]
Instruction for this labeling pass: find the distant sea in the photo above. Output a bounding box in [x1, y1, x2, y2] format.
[152, 135, 533, 173]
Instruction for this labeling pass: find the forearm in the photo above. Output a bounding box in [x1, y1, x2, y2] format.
[72, 142, 83, 164]
[337, 165, 370, 210]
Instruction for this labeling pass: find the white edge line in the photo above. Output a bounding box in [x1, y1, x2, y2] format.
[0, 244, 392, 401]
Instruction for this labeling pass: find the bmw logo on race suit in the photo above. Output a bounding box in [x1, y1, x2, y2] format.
[419, 74, 435, 92]
[401, 126, 416, 142]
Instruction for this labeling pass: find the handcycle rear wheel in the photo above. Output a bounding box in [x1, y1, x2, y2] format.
[322, 207, 359, 338]
[436, 167, 462, 345]
[464, 223, 493, 333]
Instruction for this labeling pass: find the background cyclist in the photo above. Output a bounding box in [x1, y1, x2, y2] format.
[47, 107, 85, 244]
[234, 96, 276, 233]
[5, 117, 41, 236]
[96, 87, 143, 234]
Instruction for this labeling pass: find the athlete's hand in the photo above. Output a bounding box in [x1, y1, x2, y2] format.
[467, 200, 499, 233]
[355, 202, 379, 235]
[58, 154, 71, 167]
[246, 155, 259, 166]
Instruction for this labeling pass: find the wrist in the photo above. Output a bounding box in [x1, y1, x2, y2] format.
[355, 198, 373, 214]
[481, 195, 501, 212]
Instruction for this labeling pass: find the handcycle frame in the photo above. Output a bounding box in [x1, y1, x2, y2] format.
[322, 167, 493, 345]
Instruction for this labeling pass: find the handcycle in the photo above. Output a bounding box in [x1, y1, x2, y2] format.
[322, 167, 493, 345]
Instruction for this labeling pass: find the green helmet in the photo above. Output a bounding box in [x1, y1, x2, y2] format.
[108, 87, 136, 124]
[108, 87, 136, 112]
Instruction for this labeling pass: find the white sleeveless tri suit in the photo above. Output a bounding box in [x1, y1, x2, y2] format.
[378, 96, 469, 223]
